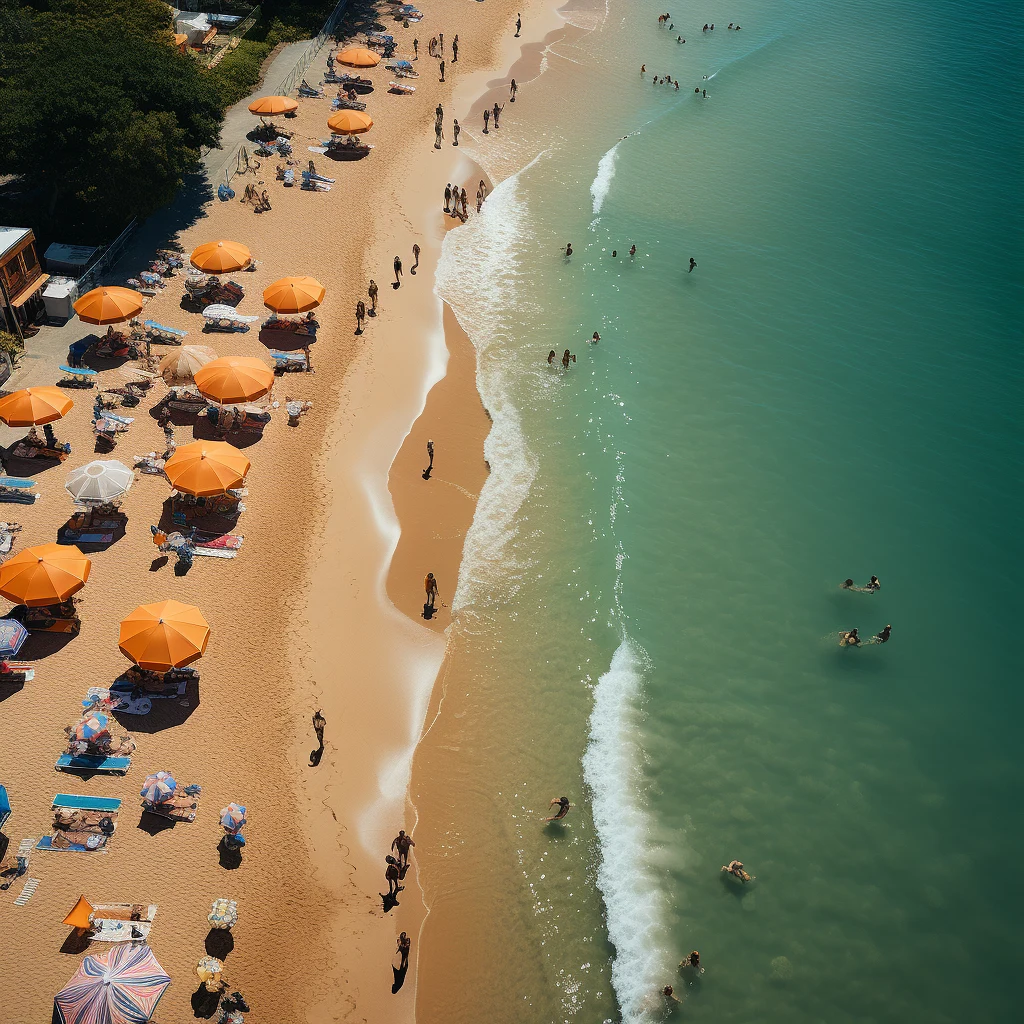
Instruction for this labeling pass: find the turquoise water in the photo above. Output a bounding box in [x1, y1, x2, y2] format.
[436, 0, 1022, 1020]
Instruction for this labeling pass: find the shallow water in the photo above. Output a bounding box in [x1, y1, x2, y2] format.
[430, 0, 1023, 1020]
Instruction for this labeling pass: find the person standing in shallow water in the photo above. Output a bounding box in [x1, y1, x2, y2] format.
[460, 187, 469, 218]
[493, 102, 504, 128]
[544, 796, 571, 820]
[483, 108, 490, 133]
[510, 78, 518, 101]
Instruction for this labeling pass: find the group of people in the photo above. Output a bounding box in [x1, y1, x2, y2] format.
[547, 349, 576, 369]
[839, 575, 892, 647]
[382, 831, 416, 987]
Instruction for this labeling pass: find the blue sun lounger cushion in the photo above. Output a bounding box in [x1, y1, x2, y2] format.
[56, 754, 131, 775]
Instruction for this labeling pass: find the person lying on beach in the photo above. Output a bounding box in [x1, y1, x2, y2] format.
[544, 796, 571, 821]
[874, 624, 892, 643]
[722, 860, 752, 882]
[840, 628, 861, 646]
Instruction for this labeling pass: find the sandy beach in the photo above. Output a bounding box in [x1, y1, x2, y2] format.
[0, 0, 555, 1019]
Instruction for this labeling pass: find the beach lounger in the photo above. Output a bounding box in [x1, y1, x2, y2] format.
[0, 663, 34, 683]
[56, 754, 131, 776]
[53, 794, 122, 811]
[90, 904, 157, 942]
[0, 477, 38, 506]
[58, 365, 98, 388]
[143, 320, 188, 342]
[271, 351, 311, 372]
[13, 876, 40, 905]
[0, 784, 10, 832]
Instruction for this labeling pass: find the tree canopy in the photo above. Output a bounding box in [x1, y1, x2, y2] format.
[0, 0, 222, 241]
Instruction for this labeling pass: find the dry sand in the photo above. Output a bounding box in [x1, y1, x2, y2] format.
[0, 0, 555, 1019]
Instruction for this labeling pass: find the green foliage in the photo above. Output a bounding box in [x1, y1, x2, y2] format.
[208, 39, 274, 109]
[0, 330, 24, 359]
[0, 0, 221, 241]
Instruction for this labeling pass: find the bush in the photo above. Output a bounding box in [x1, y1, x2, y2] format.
[0, 331, 24, 360]
[208, 39, 273, 108]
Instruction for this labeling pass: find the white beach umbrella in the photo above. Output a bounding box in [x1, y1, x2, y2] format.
[65, 460, 134, 503]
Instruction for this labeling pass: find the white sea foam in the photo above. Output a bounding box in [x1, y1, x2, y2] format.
[590, 140, 621, 216]
[435, 154, 547, 611]
[582, 639, 668, 1022]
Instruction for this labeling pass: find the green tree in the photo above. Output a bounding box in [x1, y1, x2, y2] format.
[0, 0, 221, 240]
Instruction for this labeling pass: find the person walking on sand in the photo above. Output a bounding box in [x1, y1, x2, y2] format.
[385, 858, 403, 897]
[411, 244, 421, 274]
[493, 101, 504, 128]
[425, 572, 439, 609]
[516, 13, 522, 37]
[483, 107, 490, 133]
[355, 300, 366, 334]
[439, 59, 445, 82]
[510, 78, 518, 101]
[452, 34, 459, 62]
[460, 187, 469, 218]
[392, 829, 416, 869]
[453, 118, 461, 146]
[476, 184, 484, 212]
[396, 932, 411, 971]
[434, 121, 444, 149]
[439, 32, 444, 55]
[394, 255, 403, 287]
[425, 439, 434, 470]
[428, 36, 437, 57]
[444, 183, 452, 212]
[413, 37, 419, 59]
[368, 279, 378, 316]
[436, 102, 444, 122]
[544, 796, 571, 821]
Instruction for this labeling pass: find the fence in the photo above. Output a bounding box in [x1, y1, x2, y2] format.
[204, 5, 261, 68]
[276, 0, 351, 99]
[77, 218, 139, 292]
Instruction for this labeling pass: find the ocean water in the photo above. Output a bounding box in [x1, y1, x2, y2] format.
[427, 0, 1023, 1021]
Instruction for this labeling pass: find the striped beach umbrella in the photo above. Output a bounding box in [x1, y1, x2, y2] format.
[219, 803, 246, 833]
[0, 618, 28, 657]
[54, 943, 170, 1024]
[74, 711, 109, 743]
[140, 771, 176, 805]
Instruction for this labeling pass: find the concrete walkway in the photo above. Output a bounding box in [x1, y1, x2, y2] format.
[3, 37, 315, 422]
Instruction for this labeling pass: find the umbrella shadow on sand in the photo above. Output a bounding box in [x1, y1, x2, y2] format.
[13, 629, 78, 661]
[191, 417, 263, 450]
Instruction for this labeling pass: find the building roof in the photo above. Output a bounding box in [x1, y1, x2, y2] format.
[0, 226, 31, 260]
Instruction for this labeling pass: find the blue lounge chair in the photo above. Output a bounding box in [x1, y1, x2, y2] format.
[0, 784, 10, 831]
[56, 754, 131, 776]
[143, 320, 188, 340]
[58, 365, 98, 387]
[52, 794, 121, 811]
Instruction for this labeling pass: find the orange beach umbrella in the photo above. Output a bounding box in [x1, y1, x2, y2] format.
[263, 276, 326, 314]
[118, 599, 210, 670]
[62, 895, 94, 932]
[194, 356, 274, 405]
[247, 95, 298, 116]
[73, 286, 144, 325]
[337, 47, 380, 68]
[0, 543, 91, 607]
[190, 240, 252, 274]
[163, 440, 250, 497]
[327, 110, 373, 135]
[0, 386, 73, 426]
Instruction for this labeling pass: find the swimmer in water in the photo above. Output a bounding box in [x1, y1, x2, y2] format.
[866, 575, 881, 592]
[663, 985, 682, 1004]
[688, 257, 697, 272]
[874, 624, 892, 643]
[702, 89, 708, 98]
[681, 950, 704, 973]
[612, 250, 617, 257]
[695, 87, 700, 94]
[561, 349, 576, 369]
[841, 578, 855, 589]
[592, 331, 600, 343]
[641, 64, 646, 75]
[565, 242, 573, 257]
[841, 628, 861, 647]
[544, 796, 571, 821]
[722, 860, 752, 882]
[630, 244, 637, 256]
[547, 350, 557, 364]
